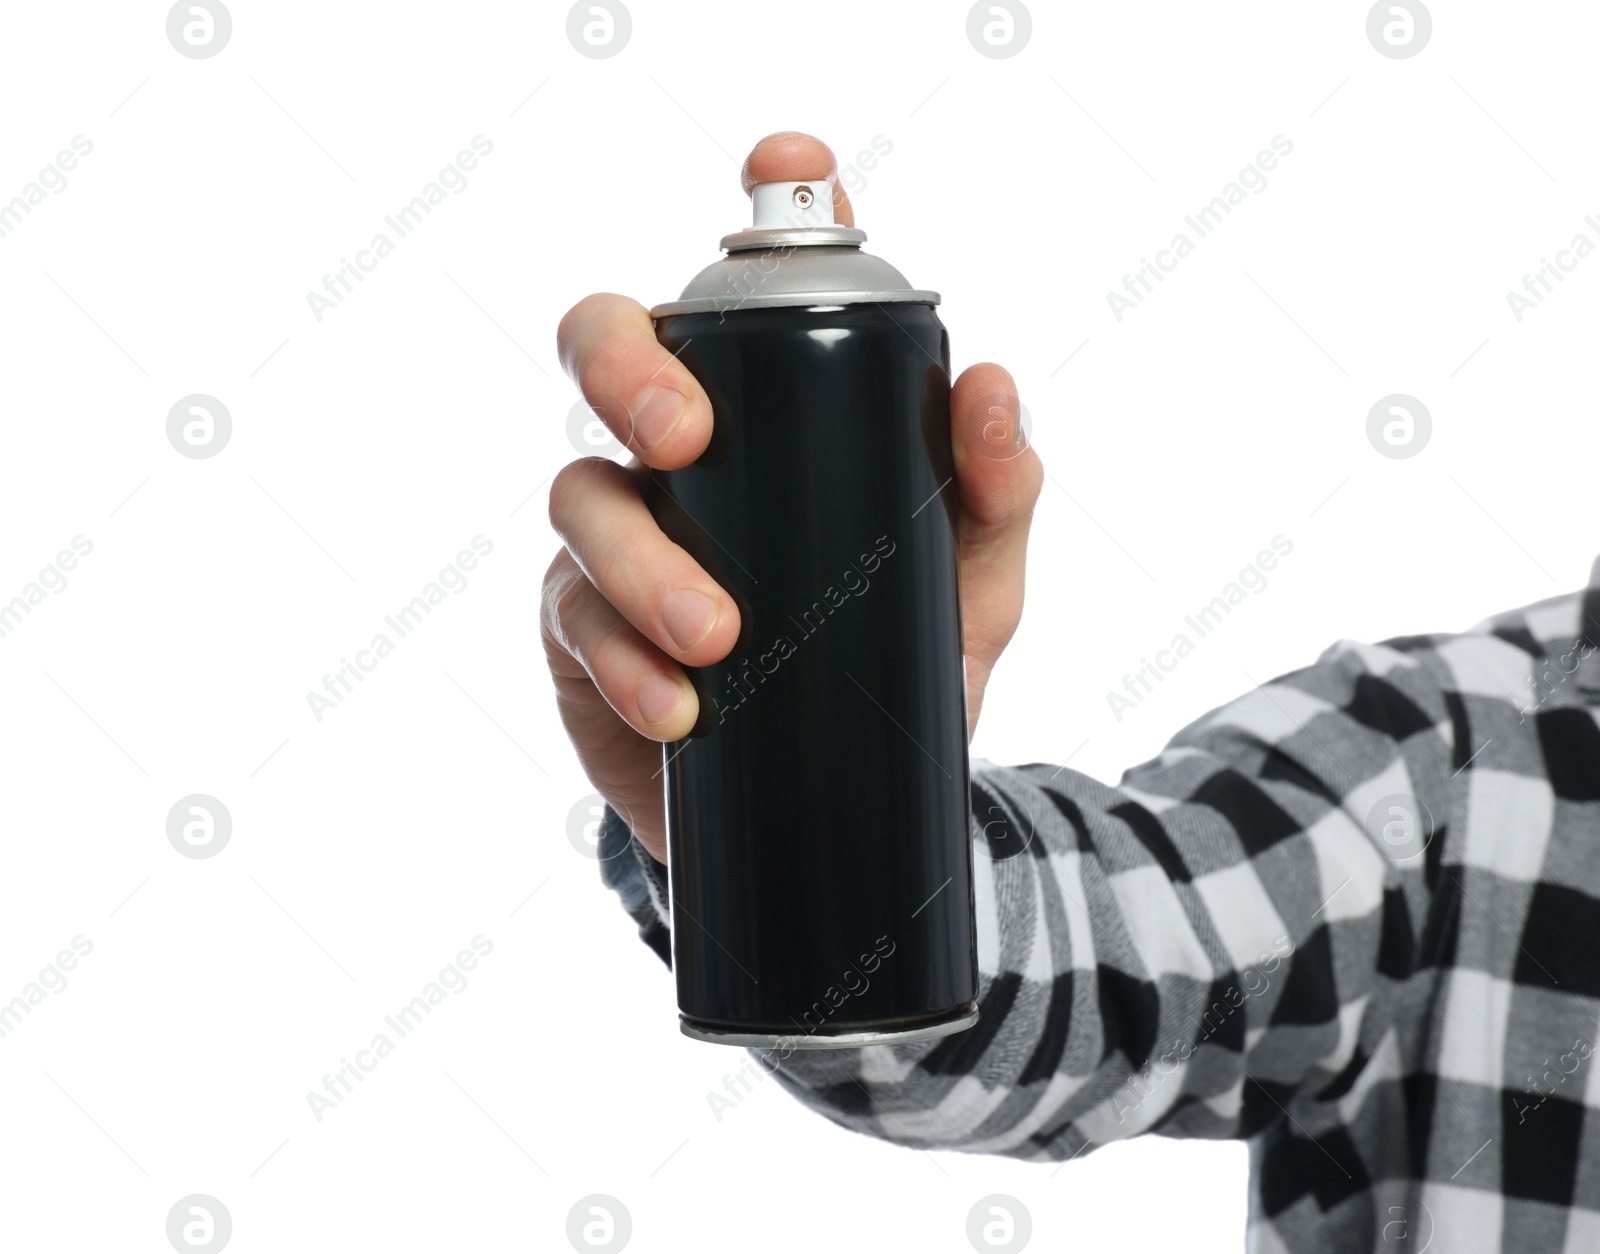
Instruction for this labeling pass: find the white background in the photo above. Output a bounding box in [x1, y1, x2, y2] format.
[0, 2, 1595, 1251]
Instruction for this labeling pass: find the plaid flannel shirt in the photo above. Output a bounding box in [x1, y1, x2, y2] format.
[597, 557, 1600, 1253]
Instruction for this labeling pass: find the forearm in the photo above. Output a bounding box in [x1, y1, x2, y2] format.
[596, 637, 1446, 1160]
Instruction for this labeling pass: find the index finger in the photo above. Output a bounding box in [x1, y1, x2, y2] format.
[557, 292, 713, 471]
[742, 131, 856, 226]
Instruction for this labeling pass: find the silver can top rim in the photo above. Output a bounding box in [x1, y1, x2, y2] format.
[652, 288, 941, 319]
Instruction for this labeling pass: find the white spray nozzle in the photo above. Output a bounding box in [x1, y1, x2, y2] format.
[751, 180, 835, 229]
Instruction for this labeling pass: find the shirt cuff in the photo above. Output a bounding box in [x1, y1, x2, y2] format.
[596, 801, 672, 968]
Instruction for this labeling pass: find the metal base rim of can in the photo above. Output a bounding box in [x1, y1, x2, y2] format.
[679, 1005, 979, 1050]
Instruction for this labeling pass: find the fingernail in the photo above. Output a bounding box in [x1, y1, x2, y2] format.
[637, 674, 684, 726]
[660, 588, 719, 651]
[628, 386, 686, 452]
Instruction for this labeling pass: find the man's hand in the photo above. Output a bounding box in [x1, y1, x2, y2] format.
[542, 131, 1044, 861]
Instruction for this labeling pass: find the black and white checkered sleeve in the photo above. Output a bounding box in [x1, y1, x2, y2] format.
[598, 634, 1451, 1160]
[596, 803, 673, 968]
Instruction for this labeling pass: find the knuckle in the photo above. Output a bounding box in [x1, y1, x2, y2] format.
[547, 566, 596, 651]
[540, 547, 567, 589]
[540, 547, 574, 599]
[556, 292, 624, 371]
[560, 582, 628, 670]
[547, 457, 602, 533]
[539, 551, 579, 645]
[579, 335, 651, 406]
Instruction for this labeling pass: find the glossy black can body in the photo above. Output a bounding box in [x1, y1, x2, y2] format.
[648, 302, 978, 1044]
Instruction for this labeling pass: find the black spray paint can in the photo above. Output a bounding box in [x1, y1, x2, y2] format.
[646, 178, 978, 1048]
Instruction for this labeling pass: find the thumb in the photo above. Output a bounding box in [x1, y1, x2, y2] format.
[948, 362, 1044, 737]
